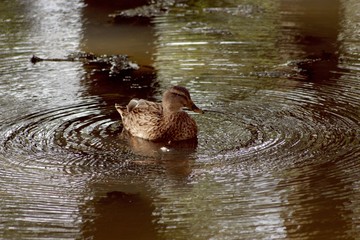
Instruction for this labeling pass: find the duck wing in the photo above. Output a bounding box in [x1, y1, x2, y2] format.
[117, 99, 164, 140]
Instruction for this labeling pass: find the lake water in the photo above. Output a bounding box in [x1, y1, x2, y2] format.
[1, 0, 359, 239]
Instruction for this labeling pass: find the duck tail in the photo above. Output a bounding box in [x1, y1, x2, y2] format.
[115, 103, 126, 118]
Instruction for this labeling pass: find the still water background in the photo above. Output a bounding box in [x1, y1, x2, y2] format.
[1, 0, 360, 239]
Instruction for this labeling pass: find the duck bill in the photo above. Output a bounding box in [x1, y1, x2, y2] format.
[191, 103, 204, 114]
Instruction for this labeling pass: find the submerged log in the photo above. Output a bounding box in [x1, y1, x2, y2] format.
[30, 52, 152, 76]
[30, 55, 72, 64]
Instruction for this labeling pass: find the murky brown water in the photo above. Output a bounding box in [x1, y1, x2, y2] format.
[1, 0, 360, 239]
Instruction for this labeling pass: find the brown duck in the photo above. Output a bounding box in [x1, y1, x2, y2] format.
[115, 86, 203, 141]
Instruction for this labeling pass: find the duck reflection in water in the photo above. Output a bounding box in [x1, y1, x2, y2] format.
[120, 129, 198, 158]
[120, 130, 198, 180]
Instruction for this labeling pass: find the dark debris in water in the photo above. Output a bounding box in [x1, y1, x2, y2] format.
[182, 22, 233, 36]
[203, 4, 264, 17]
[109, 2, 263, 25]
[109, 0, 176, 25]
[251, 51, 337, 80]
[30, 52, 154, 77]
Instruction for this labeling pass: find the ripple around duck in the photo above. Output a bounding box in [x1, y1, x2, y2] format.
[0, 101, 137, 175]
[1, 90, 359, 176]
[195, 90, 360, 173]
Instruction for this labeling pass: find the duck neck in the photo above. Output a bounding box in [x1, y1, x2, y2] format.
[162, 103, 181, 118]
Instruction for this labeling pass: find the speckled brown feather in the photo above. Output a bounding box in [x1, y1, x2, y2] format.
[115, 86, 202, 141]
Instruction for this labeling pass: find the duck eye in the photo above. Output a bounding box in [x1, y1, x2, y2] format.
[174, 93, 185, 98]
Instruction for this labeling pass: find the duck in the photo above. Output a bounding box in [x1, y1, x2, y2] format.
[115, 86, 203, 141]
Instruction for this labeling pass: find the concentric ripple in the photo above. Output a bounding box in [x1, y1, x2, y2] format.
[195, 87, 360, 173]
[1, 87, 359, 175]
[0, 100, 133, 174]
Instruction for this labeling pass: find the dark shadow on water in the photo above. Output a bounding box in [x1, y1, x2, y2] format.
[82, 0, 156, 66]
[80, 0, 160, 120]
[280, 163, 355, 239]
[81, 191, 159, 240]
[279, 0, 355, 238]
[279, 0, 343, 82]
[80, 61, 158, 104]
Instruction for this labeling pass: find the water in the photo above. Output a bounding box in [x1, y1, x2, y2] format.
[1, 0, 360, 239]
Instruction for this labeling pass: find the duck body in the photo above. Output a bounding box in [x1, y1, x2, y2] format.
[115, 86, 203, 142]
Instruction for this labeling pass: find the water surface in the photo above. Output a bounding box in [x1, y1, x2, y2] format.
[0, 0, 360, 239]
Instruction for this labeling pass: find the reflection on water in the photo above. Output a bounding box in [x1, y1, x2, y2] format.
[0, 0, 360, 239]
[81, 190, 158, 240]
[82, 0, 155, 66]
